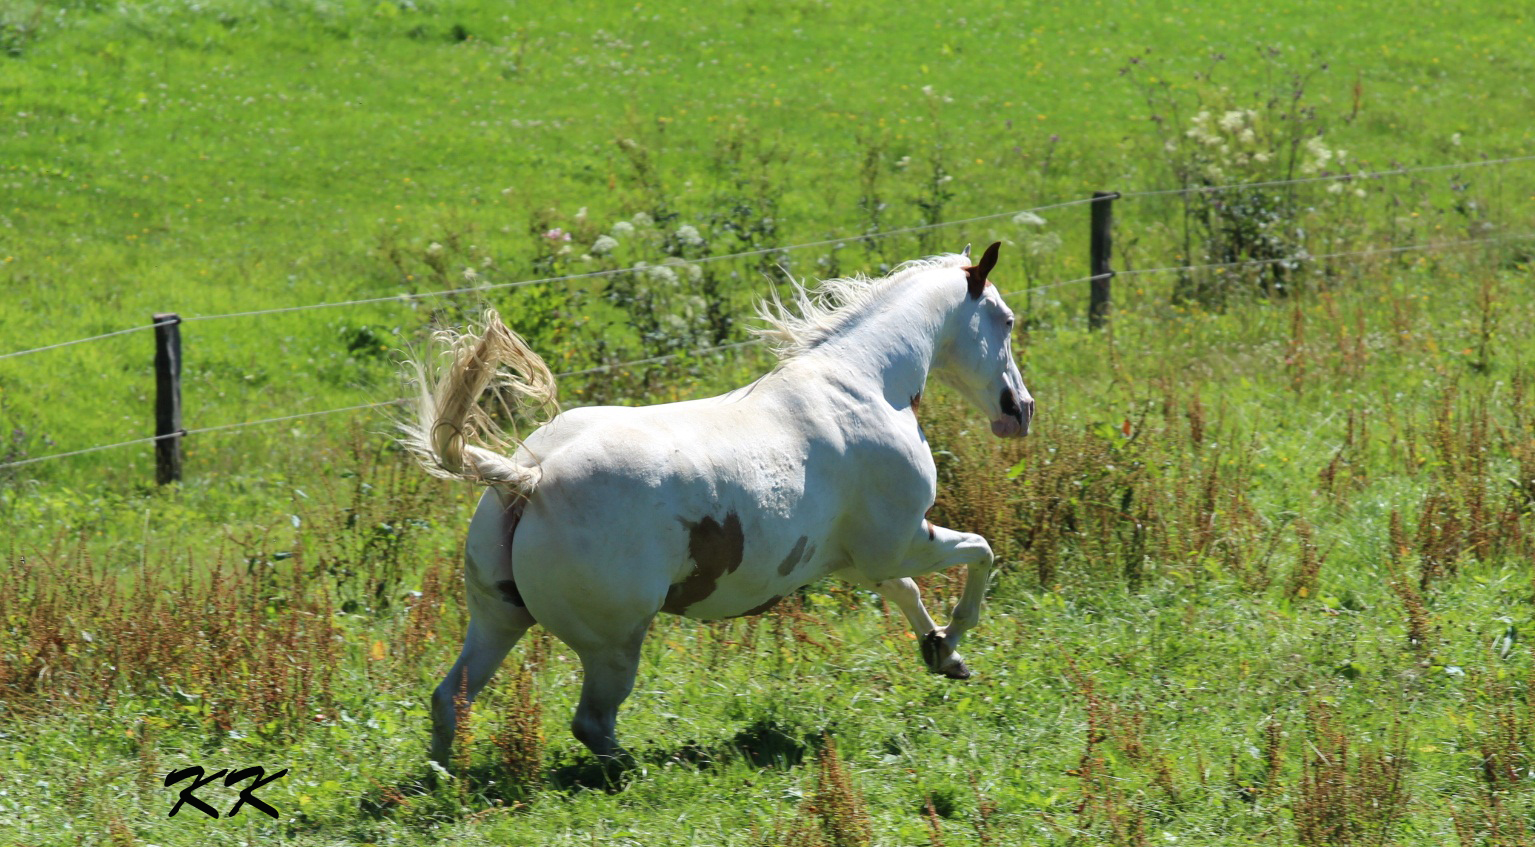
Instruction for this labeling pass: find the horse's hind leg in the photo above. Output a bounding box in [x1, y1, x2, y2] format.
[568, 621, 650, 762]
[430, 489, 534, 767]
[430, 601, 533, 766]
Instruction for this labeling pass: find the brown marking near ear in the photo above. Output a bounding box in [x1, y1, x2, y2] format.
[924, 519, 935, 541]
[662, 511, 745, 614]
[777, 535, 810, 576]
[963, 241, 1002, 300]
[733, 594, 784, 618]
[910, 392, 922, 413]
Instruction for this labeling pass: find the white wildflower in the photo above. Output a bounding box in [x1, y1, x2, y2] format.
[1187, 125, 1221, 148]
[1253, 151, 1272, 164]
[1301, 136, 1333, 174]
[1023, 231, 1062, 258]
[675, 224, 704, 247]
[1450, 132, 1462, 147]
[1219, 110, 1247, 133]
[462, 266, 479, 281]
[610, 221, 635, 238]
[426, 242, 444, 255]
[646, 264, 679, 286]
[1354, 188, 1367, 198]
[1327, 181, 1344, 195]
[591, 234, 619, 256]
[631, 211, 654, 228]
[1238, 128, 1256, 146]
[1012, 211, 1047, 227]
[663, 257, 700, 282]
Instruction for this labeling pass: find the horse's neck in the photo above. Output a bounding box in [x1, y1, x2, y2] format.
[801, 282, 952, 409]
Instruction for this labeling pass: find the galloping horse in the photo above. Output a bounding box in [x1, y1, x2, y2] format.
[401, 242, 1032, 765]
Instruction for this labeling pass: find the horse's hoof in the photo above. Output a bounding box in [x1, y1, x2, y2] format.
[941, 661, 972, 680]
[919, 631, 971, 678]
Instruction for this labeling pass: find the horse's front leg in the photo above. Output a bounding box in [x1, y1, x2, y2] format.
[836, 520, 994, 679]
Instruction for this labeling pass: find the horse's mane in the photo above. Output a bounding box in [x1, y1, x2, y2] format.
[752, 252, 969, 361]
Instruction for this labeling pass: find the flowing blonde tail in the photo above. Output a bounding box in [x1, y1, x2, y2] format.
[399, 309, 559, 494]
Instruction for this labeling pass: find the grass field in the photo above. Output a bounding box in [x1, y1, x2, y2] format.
[3, 1, 1535, 844]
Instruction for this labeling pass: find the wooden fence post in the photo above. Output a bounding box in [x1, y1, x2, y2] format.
[1089, 191, 1119, 330]
[153, 313, 183, 484]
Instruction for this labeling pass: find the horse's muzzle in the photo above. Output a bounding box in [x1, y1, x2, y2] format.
[993, 388, 1033, 438]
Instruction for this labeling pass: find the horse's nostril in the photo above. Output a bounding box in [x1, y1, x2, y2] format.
[1000, 388, 1023, 419]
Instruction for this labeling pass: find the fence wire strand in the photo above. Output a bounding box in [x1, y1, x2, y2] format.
[0, 199, 1092, 361]
[3, 154, 1529, 360]
[0, 317, 179, 363]
[3, 155, 1533, 470]
[0, 342, 771, 471]
[4, 227, 1530, 472]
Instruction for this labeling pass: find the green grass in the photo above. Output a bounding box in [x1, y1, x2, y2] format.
[3, 0, 1535, 844]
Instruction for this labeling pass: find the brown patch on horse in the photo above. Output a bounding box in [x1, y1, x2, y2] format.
[662, 511, 745, 614]
[733, 594, 784, 618]
[924, 519, 935, 541]
[776, 535, 810, 576]
[910, 393, 922, 414]
[963, 241, 1001, 300]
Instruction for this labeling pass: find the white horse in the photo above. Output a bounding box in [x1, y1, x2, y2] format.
[401, 242, 1032, 765]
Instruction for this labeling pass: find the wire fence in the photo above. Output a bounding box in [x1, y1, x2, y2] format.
[2, 154, 1531, 473]
[6, 153, 1531, 365]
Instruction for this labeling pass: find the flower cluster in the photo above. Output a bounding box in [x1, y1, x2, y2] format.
[591, 212, 710, 263]
[1179, 107, 1346, 185]
[1012, 211, 1061, 258]
[1181, 108, 1271, 182]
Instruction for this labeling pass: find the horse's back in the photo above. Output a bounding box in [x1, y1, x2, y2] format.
[504, 390, 854, 622]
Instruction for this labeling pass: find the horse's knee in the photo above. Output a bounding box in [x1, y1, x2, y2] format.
[969, 538, 995, 570]
[950, 602, 982, 630]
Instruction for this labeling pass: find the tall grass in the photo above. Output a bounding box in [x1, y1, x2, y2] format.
[2, 1, 1535, 845]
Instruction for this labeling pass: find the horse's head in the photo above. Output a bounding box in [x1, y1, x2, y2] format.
[933, 242, 1033, 437]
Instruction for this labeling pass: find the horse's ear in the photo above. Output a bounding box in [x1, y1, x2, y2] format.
[963, 241, 1001, 300]
[961, 243, 972, 258]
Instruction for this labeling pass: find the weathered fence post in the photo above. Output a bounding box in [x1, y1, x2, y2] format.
[1088, 191, 1119, 330]
[153, 313, 183, 484]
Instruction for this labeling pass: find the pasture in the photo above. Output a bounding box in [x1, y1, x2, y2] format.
[3, 0, 1535, 844]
